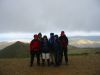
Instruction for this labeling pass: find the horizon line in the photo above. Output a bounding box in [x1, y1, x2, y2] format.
[0, 31, 100, 35]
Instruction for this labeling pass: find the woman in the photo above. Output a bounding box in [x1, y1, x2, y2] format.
[41, 35, 50, 66]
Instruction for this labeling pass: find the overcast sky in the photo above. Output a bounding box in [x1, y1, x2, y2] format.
[0, 0, 100, 42]
[0, 0, 100, 33]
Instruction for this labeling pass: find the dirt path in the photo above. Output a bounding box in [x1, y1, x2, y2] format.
[0, 54, 100, 75]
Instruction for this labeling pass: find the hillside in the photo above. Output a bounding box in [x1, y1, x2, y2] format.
[0, 42, 14, 50]
[0, 41, 30, 58]
[0, 41, 100, 58]
[0, 41, 78, 58]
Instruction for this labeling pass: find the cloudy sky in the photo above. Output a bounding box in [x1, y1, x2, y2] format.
[0, 0, 100, 41]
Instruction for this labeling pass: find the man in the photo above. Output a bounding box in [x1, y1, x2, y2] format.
[49, 33, 55, 65]
[30, 34, 41, 67]
[59, 31, 68, 64]
[38, 32, 43, 63]
[38, 32, 42, 41]
[54, 35, 62, 66]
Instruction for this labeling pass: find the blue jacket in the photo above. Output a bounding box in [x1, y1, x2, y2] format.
[54, 39, 61, 53]
[49, 36, 55, 50]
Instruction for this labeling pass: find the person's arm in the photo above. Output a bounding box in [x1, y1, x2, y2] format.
[30, 40, 34, 51]
[66, 36, 68, 46]
[30, 41, 32, 51]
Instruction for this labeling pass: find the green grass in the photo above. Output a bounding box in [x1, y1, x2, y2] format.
[69, 53, 88, 56]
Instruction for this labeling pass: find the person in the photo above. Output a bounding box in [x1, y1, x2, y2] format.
[54, 35, 62, 66]
[59, 31, 69, 65]
[30, 34, 41, 67]
[49, 33, 55, 65]
[41, 35, 50, 66]
[38, 33, 42, 40]
[38, 32, 43, 63]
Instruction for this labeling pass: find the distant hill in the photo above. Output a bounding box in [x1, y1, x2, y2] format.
[0, 41, 99, 58]
[0, 41, 30, 58]
[0, 41, 78, 58]
[0, 42, 14, 50]
[70, 39, 100, 48]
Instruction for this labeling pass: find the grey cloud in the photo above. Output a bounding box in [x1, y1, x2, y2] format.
[0, 0, 100, 33]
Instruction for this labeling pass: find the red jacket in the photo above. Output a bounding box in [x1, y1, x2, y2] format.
[30, 39, 40, 52]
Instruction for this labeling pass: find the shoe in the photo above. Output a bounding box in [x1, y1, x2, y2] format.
[47, 59, 50, 66]
[65, 62, 69, 65]
[30, 64, 33, 67]
[42, 63, 45, 66]
[37, 63, 40, 66]
[50, 62, 54, 65]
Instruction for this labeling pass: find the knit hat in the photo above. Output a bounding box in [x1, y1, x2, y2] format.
[61, 31, 65, 35]
[34, 34, 38, 39]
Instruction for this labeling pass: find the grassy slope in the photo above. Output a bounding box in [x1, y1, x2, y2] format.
[0, 42, 30, 58]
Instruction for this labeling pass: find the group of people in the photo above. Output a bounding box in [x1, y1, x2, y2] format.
[30, 31, 68, 67]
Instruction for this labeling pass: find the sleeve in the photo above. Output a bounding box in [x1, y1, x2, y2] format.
[66, 36, 68, 46]
[30, 40, 33, 50]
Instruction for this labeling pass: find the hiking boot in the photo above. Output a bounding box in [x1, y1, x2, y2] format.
[47, 59, 50, 66]
[42, 59, 45, 66]
[65, 62, 69, 65]
[30, 64, 33, 67]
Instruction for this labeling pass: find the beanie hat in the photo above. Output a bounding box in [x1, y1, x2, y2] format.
[61, 31, 65, 35]
[50, 33, 54, 36]
[34, 34, 38, 39]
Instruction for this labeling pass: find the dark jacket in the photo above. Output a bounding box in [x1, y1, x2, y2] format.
[42, 40, 50, 53]
[38, 38, 43, 50]
[49, 36, 55, 51]
[54, 39, 61, 52]
[59, 35, 68, 48]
